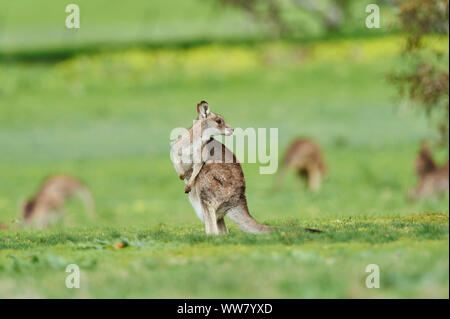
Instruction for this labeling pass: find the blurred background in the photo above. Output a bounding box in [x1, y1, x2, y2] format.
[0, 0, 448, 299]
[1, 0, 448, 226]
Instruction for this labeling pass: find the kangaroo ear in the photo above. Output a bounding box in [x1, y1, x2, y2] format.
[197, 101, 210, 118]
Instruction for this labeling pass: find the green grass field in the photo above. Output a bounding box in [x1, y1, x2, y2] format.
[0, 34, 448, 298]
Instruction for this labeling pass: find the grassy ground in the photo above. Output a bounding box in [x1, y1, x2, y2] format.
[0, 36, 448, 298]
[0, 214, 448, 298]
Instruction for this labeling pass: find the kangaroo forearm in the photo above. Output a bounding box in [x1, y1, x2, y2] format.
[187, 163, 204, 185]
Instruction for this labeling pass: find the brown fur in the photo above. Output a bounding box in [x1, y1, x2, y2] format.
[170, 101, 234, 193]
[276, 138, 327, 191]
[408, 142, 449, 199]
[22, 175, 95, 228]
[189, 139, 273, 234]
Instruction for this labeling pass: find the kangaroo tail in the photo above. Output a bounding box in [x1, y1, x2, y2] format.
[226, 204, 324, 234]
[76, 186, 96, 218]
[227, 202, 273, 234]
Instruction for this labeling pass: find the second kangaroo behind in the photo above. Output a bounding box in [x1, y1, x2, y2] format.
[22, 175, 95, 229]
[276, 138, 326, 191]
[408, 141, 449, 199]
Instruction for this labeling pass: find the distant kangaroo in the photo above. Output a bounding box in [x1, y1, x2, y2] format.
[275, 138, 326, 191]
[22, 175, 95, 228]
[408, 142, 449, 199]
[172, 101, 273, 235]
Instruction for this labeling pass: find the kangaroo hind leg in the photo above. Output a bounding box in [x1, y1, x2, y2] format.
[217, 218, 228, 234]
[307, 165, 322, 191]
[201, 202, 220, 235]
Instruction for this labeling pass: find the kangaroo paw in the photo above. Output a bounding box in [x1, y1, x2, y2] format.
[184, 184, 192, 193]
[179, 174, 187, 180]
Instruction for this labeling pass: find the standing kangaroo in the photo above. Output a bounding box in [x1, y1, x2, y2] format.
[22, 175, 95, 228]
[275, 138, 326, 191]
[171, 101, 273, 235]
[408, 142, 449, 199]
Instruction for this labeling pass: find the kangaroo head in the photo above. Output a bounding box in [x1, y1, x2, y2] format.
[416, 141, 436, 177]
[197, 101, 234, 139]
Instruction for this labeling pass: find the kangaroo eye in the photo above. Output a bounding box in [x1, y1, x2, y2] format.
[216, 119, 222, 125]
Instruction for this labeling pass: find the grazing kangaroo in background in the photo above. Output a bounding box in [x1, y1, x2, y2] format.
[275, 138, 326, 191]
[171, 101, 273, 235]
[408, 141, 449, 199]
[170, 101, 234, 194]
[22, 175, 95, 229]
